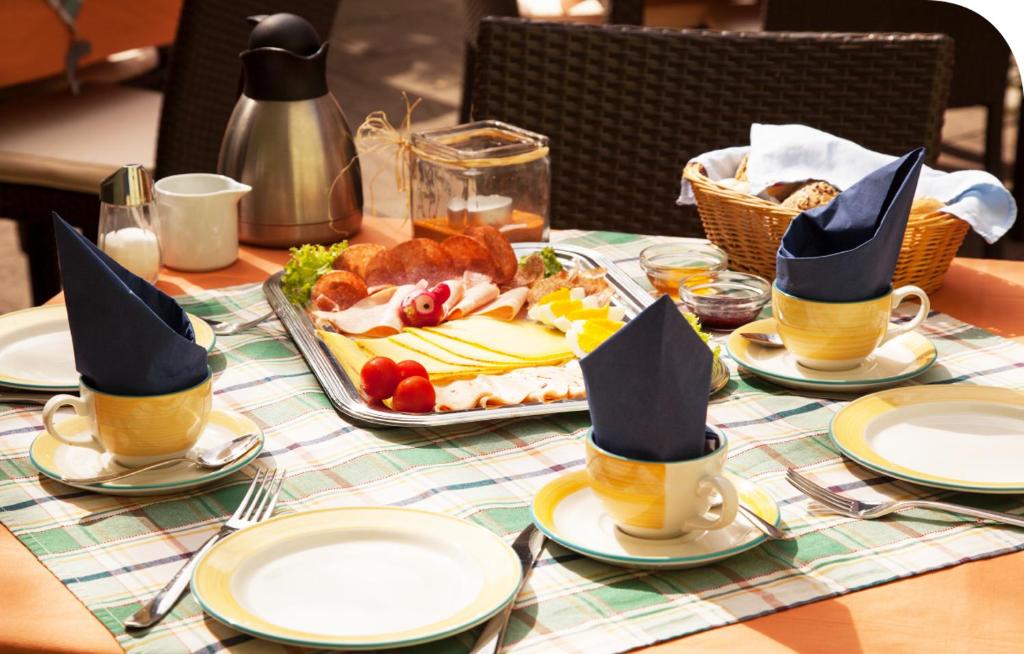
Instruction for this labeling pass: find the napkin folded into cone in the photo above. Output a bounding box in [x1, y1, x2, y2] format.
[580, 295, 713, 462]
[776, 147, 925, 302]
[52, 214, 207, 395]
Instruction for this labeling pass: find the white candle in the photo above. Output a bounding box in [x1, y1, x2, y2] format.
[447, 195, 514, 227]
[101, 227, 162, 282]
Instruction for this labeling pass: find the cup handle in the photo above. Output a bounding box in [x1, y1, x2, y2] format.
[881, 285, 930, 345]
[42, 395, 96, 447]
[684, 475, 739, 531]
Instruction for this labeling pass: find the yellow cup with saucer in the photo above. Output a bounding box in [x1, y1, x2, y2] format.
[584, 427, 737, 540]
[772, 282, 930, 371]
[41, 369, 213, 467]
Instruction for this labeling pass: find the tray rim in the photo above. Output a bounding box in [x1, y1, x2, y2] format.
[264, 242, 655, 427]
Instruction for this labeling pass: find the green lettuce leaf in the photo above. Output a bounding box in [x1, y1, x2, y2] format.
[282, 242, 348, 306]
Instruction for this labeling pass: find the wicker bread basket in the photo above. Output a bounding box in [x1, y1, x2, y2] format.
[683, 162, 970, 294]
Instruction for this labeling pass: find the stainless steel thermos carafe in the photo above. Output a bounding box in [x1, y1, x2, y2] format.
[218, 13, 362, 246]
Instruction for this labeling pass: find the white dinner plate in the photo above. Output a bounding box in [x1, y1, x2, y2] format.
[532, 471, 779, 569]
[831, 385, 1024, 493]
[0, 305, 215, 391]
[192, 508, 522, 650]
[726, 318, 936, 393]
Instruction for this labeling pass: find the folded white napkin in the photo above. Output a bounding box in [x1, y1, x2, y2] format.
[678, 123, 1017, 244]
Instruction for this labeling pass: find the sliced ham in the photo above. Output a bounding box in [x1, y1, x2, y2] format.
[470, 287, 528, 321]
[434, 361, 585, 411]
[440, 279, 464, 317]
[312, 282, 423, 337]
[446, 271, 499, 320]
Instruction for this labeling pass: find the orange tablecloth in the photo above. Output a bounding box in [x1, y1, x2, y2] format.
[0, 0, 181, 88]
[4, 231, 1024, 653]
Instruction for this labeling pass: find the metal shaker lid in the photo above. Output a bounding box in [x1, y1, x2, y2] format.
[100, 164, 154, 206]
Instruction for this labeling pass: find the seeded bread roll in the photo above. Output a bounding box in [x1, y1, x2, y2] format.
[780, 180, 840, 210]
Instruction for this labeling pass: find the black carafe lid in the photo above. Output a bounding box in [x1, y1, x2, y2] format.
[240, 13, 329, 101]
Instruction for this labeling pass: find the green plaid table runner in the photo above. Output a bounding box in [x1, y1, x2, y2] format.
[2, 231, 1024, 653]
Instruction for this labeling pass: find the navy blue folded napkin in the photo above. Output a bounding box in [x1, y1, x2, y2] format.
[580, 295, 711, 462]
[52, 214, 207, 395]
[776, 148, 925, 302]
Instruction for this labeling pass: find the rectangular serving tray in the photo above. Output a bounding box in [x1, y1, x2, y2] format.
[264, 243, 655, 427]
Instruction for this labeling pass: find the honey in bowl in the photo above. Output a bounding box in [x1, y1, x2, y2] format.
[639, 242, 729, 299]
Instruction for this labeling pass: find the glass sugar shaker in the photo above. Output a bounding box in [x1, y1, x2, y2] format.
[97, 164, 163, 282]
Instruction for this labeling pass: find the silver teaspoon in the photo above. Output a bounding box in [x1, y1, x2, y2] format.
[61, 433, 260, 486]
[740, 332, 785, 348]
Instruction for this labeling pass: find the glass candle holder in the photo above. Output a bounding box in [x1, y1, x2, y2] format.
[409, 120, 550, 242]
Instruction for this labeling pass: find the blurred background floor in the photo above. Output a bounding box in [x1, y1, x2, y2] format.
[0, 0, 1018, 312]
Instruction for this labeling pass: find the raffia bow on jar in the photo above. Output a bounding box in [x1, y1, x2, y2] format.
[350, 94, 552, 242]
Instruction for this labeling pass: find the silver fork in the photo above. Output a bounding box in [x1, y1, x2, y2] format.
[786, 468, 1024, 529]
[125, 467, 286, 630]
[204, 310, 275, 336]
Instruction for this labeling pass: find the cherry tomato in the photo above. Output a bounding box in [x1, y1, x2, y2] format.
[360, 357, 400, 402]
[392, 376, 435, 413]
[396, 360, 429, 381]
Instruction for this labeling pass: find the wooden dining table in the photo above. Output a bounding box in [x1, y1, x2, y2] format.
[3, 218, 1023, 654]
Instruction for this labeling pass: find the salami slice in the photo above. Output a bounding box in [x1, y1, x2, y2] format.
[441, 234, 496, 280]
[463, 225, 517, 284]
[334, 243, 386, 280]
[311, 270, 369, 310]
[364, 238, 454, 287]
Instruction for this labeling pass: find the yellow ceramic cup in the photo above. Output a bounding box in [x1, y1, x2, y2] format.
[584, 428, 737, 540]
[41, 370, 213, 467]
[772, 283, 930, 371]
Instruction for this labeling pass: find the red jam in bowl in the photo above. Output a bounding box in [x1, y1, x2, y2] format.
[680, 271, 770, 331]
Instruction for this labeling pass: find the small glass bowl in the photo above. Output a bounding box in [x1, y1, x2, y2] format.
[639, 241, 729, 299]
[679, 271, 771, 331]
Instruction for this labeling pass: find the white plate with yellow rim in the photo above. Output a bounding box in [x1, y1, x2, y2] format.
[726, 318, 936, 393]
[531, 471, 779, 569]
[192, 507, 522, 650]
[0, 305, 215, 392]
[831, 385, 1024, 494]
[29, 409, 262, 496]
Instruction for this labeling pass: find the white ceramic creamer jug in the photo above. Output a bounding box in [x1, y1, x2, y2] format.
[155, 173, 251, 271]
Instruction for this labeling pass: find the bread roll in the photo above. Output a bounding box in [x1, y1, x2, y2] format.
[780, 180, 840, 211]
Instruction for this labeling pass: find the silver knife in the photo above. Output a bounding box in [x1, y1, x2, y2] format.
[469, 523, 546, 654]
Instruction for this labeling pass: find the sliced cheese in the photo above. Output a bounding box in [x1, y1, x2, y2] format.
[387, 332, 525, 369]
[404, 329, 534, 365]
[318, 330, 370, 384]
[422, 317, 574, 362]
[352, 337, 483, 380]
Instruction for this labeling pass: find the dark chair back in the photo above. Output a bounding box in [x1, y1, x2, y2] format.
[155, 0, 340, 179]
[460, 1, 645, 122]
[469, 18, 953, 236]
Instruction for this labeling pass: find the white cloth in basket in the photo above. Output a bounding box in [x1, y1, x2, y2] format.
[677, 123, 1016, 244]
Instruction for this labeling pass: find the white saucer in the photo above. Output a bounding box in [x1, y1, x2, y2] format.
[0, 305, 215, 392]
[726, 318, 937, 393]
[29, 409, 263, 496]
[532, 471, 779, 569]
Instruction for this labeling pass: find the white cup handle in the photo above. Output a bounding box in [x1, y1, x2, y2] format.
[684, 474, 738, 531]
[42, 394, 97, 447]
[881, 285, 930, 345]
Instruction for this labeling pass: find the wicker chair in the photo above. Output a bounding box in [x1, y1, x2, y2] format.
[468, 18, 954, 237]
[0, 0, 340, 305]
[459, 0, 645, 122]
